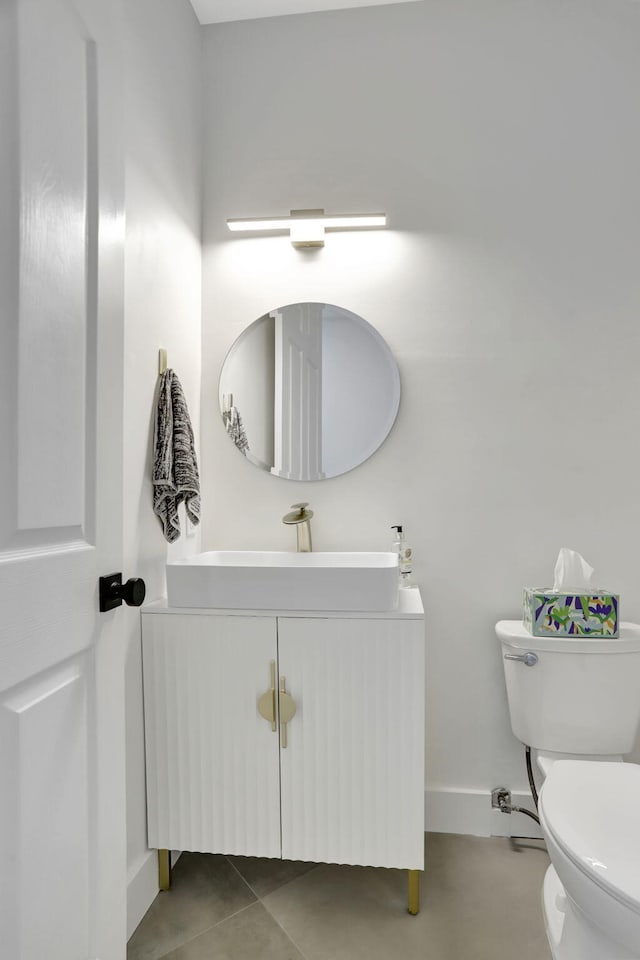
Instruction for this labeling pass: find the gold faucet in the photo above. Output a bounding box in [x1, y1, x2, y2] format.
[282, 502, 313, 552]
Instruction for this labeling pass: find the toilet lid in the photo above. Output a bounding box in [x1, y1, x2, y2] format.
[540, 761, 640, 912]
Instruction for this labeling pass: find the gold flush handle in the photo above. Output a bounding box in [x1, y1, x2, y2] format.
[278, 676, 296, 748]
[257, 660, 277, 732]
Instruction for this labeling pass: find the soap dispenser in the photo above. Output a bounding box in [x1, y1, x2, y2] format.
[391, 525, 413, 587]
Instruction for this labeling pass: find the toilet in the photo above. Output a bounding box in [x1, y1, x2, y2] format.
[496, 620, 640, 959]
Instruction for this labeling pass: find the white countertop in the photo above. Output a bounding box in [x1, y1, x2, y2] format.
[143, 585, 424, 620]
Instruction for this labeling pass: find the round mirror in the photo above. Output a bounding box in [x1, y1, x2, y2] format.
[219, 302, 400, 481]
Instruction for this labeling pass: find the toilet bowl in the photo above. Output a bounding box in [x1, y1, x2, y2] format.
[538, 760, 640, 959]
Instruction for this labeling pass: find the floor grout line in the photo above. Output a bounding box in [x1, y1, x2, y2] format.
[153, 900, 259, 960]
[154, 896, 263, 959]
[259, 897, 313, 960]
[224, 856, 325, 960]
[141, 857, 320, 960]
[225, 856, 314, 960]
[210, 898, 259, 930]
[225, 854, 262, 899]
[226, 855, 324, 903]
[257, 864, 333, 960]
[260, 862, 324, 901]
[144, 856, 260, 960]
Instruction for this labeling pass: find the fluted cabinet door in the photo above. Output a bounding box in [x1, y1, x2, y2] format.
[142, 614, 281, 858]
[278, 617, 425, 870]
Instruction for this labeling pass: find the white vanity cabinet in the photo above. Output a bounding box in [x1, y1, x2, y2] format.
[141, 590, 425, 879]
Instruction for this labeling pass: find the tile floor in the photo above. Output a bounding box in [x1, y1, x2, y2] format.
[128, 834, 552, 960]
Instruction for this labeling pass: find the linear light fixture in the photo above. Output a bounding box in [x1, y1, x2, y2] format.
[226, 208, 387, 247]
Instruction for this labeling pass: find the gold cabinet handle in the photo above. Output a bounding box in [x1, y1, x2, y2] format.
[278, 675, 296, 748]
[257, 660, 277, 731]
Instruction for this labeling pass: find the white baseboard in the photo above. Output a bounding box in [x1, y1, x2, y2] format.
[127, 850, 158, 940]
[426, 787, 542, 840]
[127, 850, 181, 940]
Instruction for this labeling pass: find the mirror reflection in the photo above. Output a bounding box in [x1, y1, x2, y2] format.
[219, 303, 400, 481]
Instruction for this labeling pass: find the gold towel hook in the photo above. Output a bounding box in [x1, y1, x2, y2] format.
[158, 348, 168, 375]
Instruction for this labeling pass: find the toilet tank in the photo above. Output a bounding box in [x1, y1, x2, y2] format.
[496, 620, 640, 755]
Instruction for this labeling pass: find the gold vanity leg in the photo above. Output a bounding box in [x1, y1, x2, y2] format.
[158, 850, 171, 891]
[407, 869, 420, 915]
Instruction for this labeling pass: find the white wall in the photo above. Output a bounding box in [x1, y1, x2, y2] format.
[201, 0, 640, 836]
[124, 0, 202, 936]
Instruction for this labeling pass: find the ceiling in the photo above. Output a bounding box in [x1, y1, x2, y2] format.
[190, 0, 423, 25]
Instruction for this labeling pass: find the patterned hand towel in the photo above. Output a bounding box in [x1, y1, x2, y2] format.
[153, 369, 200, 543]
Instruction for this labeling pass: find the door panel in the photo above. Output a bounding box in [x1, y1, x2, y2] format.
[143, 614, 281, 859]
[0, 0, 125, 957]
[16, 0, 95, 536]
[0, 662, 89, 959]
[278, 617, 425, 870]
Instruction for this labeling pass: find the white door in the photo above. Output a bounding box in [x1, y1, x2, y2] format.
[273, 303, 324, 480]
[278, 617, 425, 870]
[0, 1, 126, 958]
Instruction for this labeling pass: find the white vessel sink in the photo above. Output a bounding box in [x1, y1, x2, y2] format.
[166, 550, 399, 612]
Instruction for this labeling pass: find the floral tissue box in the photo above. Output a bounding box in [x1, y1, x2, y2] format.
[523, 589, 619, 638]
